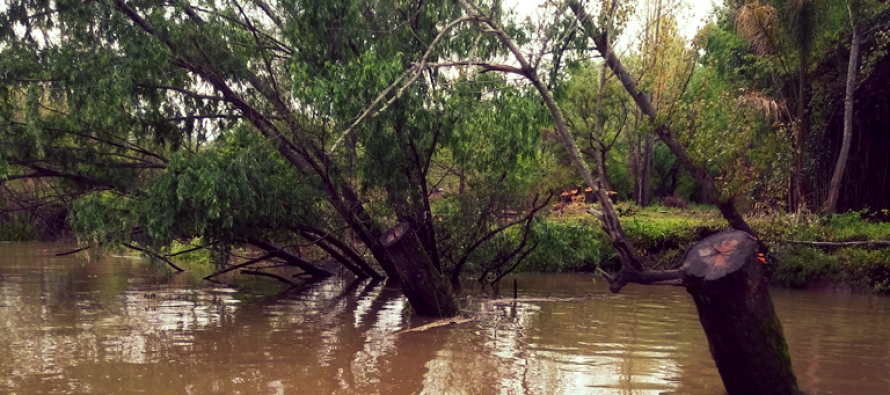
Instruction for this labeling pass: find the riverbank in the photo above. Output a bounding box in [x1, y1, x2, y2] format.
[4, 203, 889, 293]
[524, 205, 890, 294]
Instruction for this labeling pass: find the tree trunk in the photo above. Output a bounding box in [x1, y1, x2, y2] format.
[593, 58, 614, 192]
[641, 136, 653, 206]
[567, 7, 798, 393]
[380, 222, 459, 318]
[794, 46, 810, 213]
[598, 149, 614, 191]
[824, 29, 860, 214]
[346, 132, 358, 188]
[593, 146, 611, 192]
[629, 131, 641, 204]
[682, 230, 800, 395]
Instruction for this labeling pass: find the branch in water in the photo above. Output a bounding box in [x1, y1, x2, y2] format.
[604, 269, 685, 293]
[240, 270, 301, 287]
[121, 243, 186, 272]
[55, 246, 91, 256]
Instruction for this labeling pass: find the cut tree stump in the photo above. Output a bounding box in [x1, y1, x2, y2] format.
[380, 222, 459, 318]
[682, 230, 801, 395]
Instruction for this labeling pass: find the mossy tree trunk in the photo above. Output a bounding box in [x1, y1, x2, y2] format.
[682, 230, 801, 395]
[380, 222, 459, 318]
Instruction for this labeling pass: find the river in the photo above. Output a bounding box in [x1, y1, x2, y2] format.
[1, 243, 889, 394]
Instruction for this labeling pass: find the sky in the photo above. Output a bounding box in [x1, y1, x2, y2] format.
[504, 0, 722, 47]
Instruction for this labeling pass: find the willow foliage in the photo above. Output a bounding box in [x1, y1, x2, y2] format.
[1, 0, 554, 277]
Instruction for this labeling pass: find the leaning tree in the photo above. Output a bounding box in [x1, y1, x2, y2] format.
[0, 0, 558, 318]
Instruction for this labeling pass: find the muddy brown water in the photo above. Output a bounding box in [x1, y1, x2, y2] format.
[1, 243, 889, 394]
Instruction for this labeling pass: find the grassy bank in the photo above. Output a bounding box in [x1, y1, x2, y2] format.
[499, 204, 890, 294]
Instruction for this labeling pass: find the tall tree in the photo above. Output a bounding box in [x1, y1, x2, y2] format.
[824, 1, 863, 213]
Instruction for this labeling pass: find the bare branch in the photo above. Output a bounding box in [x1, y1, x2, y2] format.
[420, 61, 529, 76]
[121, 243, 186, 272]
[138, 84, 228, 102]
[328, 15, 474, 153]
[55, 246, 91, 256]
[239, 270, 301, 286]
[203, 253, 276, 279]
[606, 269, 685, 292]
[782, 240, 890, 249]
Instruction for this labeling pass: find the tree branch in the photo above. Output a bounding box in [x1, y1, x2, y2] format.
[239, 270, 301, 286]
[569, 2, 757, 238]
[454, 192, 553, 276]
[121, 243, 186, 272]
[605, 269, 685, 293]
[55, 246, 91, 256]
[782, 240, 890, 249]
[203, 253, 275, 279]
[419, 61, 529, 77]
[459, 0, 645, 284]
[328, 15, 475, 153]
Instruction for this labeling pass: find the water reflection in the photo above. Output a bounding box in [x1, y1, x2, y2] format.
[2, 243, 890, 394]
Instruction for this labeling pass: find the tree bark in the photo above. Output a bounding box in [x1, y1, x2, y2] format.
[299, 232, 372, 278]
[593, 146, 611, 192]
[824, 29, 859, 214]
[641, 135, 653, 206]
[682, 230, 800, 395]
[380, 222, 459, 318]
[593, 56, 614, 192]
[629, 131, 641, 203]
[246, 238, 334, 278]
[794, 47, 810, 213]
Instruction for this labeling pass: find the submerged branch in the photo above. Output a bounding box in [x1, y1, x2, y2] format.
[121, 243, 186, 272]
[203, 253, 275, 280]
[166, 244, 208, 258]
[239, 270, 301, 286]
[55, 246, 91, 256]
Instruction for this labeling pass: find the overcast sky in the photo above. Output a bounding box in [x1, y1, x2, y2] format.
[504, 0, 722, 48]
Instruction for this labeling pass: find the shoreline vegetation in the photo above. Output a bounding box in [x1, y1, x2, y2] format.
[5, 203, 889, 294]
